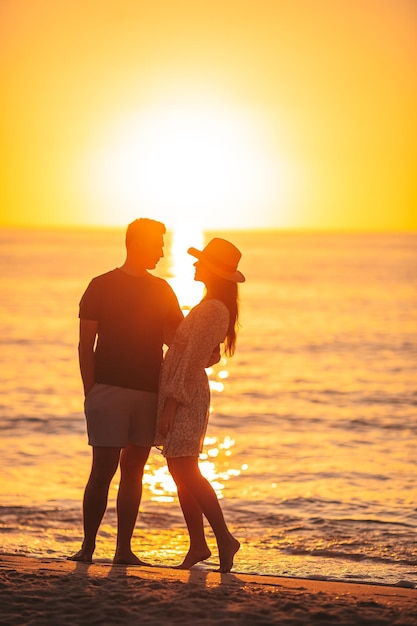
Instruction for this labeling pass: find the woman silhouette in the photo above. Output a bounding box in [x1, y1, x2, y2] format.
[155, 238, 245, 573]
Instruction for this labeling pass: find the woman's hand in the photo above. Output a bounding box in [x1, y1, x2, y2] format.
[158, 397, 179, 438]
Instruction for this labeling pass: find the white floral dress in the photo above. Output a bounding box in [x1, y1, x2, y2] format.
[155, 298, 229, 458]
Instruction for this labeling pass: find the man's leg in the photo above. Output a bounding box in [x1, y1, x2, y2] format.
[113, 444, 151, 565]
[69, 446, 121, 562]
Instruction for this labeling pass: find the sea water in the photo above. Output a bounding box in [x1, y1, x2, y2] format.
[0, 227, 416, 586]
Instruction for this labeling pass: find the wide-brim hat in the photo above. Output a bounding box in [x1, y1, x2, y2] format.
[188, 238, 245, 283]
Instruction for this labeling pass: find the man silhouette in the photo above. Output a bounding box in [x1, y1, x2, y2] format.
[70, 218, 184, 564]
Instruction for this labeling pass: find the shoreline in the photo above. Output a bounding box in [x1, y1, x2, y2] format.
[1, 554, 416, 625]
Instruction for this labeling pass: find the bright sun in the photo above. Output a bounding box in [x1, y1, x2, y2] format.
[83, 95, 292, 230]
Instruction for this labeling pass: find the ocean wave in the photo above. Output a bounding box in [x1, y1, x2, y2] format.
[285, 547, 417, 567]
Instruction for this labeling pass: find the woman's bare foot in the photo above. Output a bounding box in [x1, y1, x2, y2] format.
[113, 549, 151, 566]
[67, 548, 94, 563]
[175, 547, 212, 569]
[217, 536, 240, 573]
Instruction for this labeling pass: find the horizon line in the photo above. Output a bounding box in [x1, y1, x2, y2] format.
[1, 223, 416, 235]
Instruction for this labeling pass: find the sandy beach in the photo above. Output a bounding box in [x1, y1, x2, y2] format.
[0, 555, 415, 626]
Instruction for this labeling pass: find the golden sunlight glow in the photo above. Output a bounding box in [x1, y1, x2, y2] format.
[82, 96, 293, 229]
[1, 0, 416, 231]
[167, 224, 204, 310]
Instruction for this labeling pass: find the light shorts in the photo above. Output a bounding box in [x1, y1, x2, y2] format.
[84, 383, 158, 448]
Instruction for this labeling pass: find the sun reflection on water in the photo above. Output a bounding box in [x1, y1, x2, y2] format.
[207, 355, 230, 393]
[143, 435, 243, 502]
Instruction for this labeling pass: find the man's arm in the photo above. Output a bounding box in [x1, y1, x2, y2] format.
[78, 318, 98, 397]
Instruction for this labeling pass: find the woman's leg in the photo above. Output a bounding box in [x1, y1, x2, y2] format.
[168, 456, 240, 572]
[175, 482, 211, 568]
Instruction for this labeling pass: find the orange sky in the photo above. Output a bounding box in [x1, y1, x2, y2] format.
[1, 0, 416, 231]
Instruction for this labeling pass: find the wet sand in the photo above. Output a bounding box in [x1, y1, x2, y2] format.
[0, 554, 416, 625]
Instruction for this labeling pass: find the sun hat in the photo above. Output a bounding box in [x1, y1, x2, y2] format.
[188, 238, 245, 283]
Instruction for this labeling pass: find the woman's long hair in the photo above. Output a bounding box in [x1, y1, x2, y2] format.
[205, 272, 240, 357]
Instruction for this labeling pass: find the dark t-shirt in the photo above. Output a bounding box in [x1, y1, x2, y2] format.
[79, 268, 183, 392]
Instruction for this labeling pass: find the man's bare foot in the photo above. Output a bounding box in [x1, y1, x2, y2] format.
[113, 549, 151, 566]
[67, 548, 93, 563]
[175, 547, 212, 569]
[217, 536, 240, 573]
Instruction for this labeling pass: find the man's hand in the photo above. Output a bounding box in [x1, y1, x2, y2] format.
[158, 397, 178, 438]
